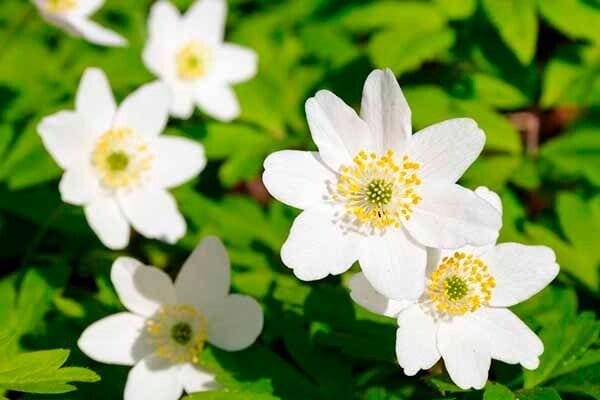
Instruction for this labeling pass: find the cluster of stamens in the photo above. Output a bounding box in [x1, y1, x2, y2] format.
[332, 149, 422, 230]
[427, 252, 496, 315]
[176, 41, 213, 80]
[45, 0, 77, 12]
[146, 305, 207, 363]
[92, 128, 153, 190]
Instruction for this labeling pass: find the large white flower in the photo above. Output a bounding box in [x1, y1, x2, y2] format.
[32, 0, 127, 47]
[37, 68, 206, 249]
[263, 69, 502, 300]
[349, 187, 560, 390]
[142, 0, 258, 121]
[78, 236, 264, 400]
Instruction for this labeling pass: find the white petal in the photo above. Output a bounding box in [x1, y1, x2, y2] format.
[474, 186, 502, 215]
[77, 312, 149, 366]
[471, 307, 543, 369]
[305, 90, 373, 171]
[360, 69, 411, 155]
[348, 273, 411, 318]
[405, 184, 501, 248]
[111, 257, 177, 316]
[482, 243, 559, 307]
[358, 228, 427, 300]
[206, 294, 263, 351]
[175, 236, 230, 314]
[194, 83, 240, 122]
[148, 1, 180, 41]
[37, 111, 92, 169]
[281, 205, 361, 280]
[76, 67, 116, 136]
[151, 136, 206, 189]
[68, 17, 127, 47]
[183, 0, 226, 44]
[114, 81, 170, 138]
[262, 150, 334, 210]
[169, 84, 195, 119]
[84, 195, 130, 250]
[72, 0, 104, 16]
[212, 44, 258, 84]
[59, 165, 100, 206]
[407, 118, 484, 183]
[124, 356, 183, 400]
[437, 317, 491, 390]
[119, 188, 186, 244]
[179, 364, 219, 393]
[396, 305, 440, 375]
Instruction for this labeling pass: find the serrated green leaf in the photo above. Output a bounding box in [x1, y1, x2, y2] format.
[538, 0, 600, 42]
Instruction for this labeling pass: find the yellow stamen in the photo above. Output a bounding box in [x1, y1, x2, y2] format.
[45, 0, 77, 12]
[176, 41, 213, 80]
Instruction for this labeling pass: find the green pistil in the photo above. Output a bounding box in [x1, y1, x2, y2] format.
[106, 151, 129, 172]
[445, 275, 468, 301]
[366, 179, 393, 205]
[170, 322, 193, 345]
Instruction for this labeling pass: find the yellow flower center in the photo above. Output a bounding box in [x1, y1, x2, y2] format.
[427, 252, 496, 316]
[176, 41, 213, 80]
[146, 305, 207, 363]
[45, 0, 77, 12]
[92, 128, 153, 190]
[332, 149, 422, 230]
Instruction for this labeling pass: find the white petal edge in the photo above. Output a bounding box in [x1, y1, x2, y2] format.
[359, 228, 427, 300]
[360, 68, 411, 155]
[175, 236, 231, 315]
[114, 81, 170, 138]
[212, 44, 258, 84]
[406, 118, 484, 184]
[179, 364, 219, 394]
[483, 243, 559, 307]
[68, 17, 127, 47]
[206, 294, 263, 351]
[262, 150, 334, 210]
[84, 195, 130, 250]
[396, 305, 441, 376]
[194, 83, 240, 122]
[111, 257, 177, 317]
[405, 183, 501, 248]
[119, 188, 186, 244]
[76, 67, 116, 136]
[182, 0, 226, 45]
[37, 111, 92, 169]
[151, 135, 206, 189]
[348, 273, 411, 318]
[78, 312, 149, 366]
[281, 205, 361, 281]
[124, 355, 183, 400]
[305, 90, 373, 171]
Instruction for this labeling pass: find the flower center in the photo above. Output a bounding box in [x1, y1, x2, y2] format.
[177, 41, 213, 80]
[92, 128, 153, 190]
[427, 252, 496, 316]
[146, 305, 207, 363]
[332, 149, 422, 230]
[45, 0, 77, 12]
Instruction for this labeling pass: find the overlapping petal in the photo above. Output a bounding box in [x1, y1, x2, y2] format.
[84, 195, 130, 250]
[124, 356, 183, 400]
[349, 273, 411, 318]
[396, 305, 440, 376]
[114, 81, 170, 138]
[205, 294, 263, 351]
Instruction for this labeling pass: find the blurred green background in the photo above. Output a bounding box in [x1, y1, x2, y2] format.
[0, 0, 599, 399]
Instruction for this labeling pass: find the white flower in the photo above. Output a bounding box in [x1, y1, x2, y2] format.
[142, 0, 258, 121]
[37, 68, 206, 249]
[349, 187, 560, 390]
[78, 236, 264, 400]
[262, 69, 502, 300]
[32, 0, 127, 47]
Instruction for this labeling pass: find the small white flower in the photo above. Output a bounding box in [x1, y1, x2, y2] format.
[37, 68, 206, 249]
[349, 187, 560, 390]
[263, 69, 502, 300]
[32, 0, 127, 47]
[78, 236, 264, 400]
[142, 0, 258, 121]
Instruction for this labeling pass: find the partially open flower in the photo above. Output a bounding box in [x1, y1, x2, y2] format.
[349, 187, 560, 390]
[143, 0, 258, 121]
[32, 0, 127, 47]
[37, 68, 206, 249]
[78, 236, 264, 400]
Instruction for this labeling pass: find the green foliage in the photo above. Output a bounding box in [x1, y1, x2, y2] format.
[0, 0, 598, 399]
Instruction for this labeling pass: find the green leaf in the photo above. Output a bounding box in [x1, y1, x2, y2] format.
[516, 388, 562, 400]
[538, 0, 600, 42]
[0, 347, 99, 394]
[433, 0, 477, 19]
[469, 72, 531, 108]
[482, 0, 538, 65]
[484, 383, 515, 400]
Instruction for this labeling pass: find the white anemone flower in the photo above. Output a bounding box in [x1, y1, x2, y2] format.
[349, 187, 560, 390]
[78, 236, 264, 400]
[33, 0, 127, 47]
[262, 69, 502, 300]
[142, 0, 258, 121]
[37, 68, 206, 249]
